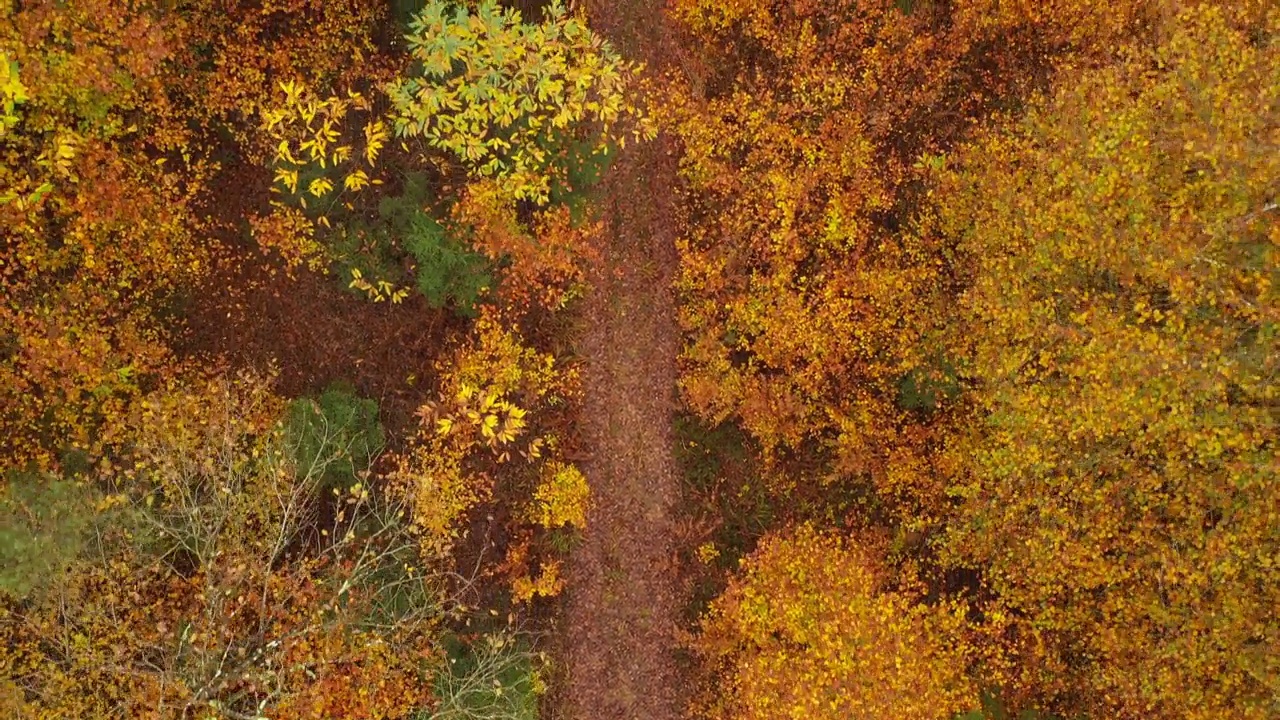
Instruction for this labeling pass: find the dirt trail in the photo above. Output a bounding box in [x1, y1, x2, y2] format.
[559, 2, 685, 719]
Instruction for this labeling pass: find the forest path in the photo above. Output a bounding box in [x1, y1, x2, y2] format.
[557, 1, 686, 719]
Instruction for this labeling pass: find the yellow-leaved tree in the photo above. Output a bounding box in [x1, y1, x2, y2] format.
[695, 525, 976, 720]
[932, 6, 1279, 717]
[258, 0, 648, 314]
[391, 306, 585, 602]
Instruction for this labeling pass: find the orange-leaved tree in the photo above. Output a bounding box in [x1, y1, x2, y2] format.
[661, 0, 1188, 526]
[156, 0, 392, 157]
[0, 2, 209, 469]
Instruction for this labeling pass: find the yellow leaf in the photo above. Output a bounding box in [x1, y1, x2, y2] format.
[275, 168, 299, 194]
[343, 169, 370, 192]
[308, 177, 334, 197]
[365, 120, 388, 165]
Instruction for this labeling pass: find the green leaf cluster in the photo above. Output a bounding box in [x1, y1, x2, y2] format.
[0, 474, 93, 598]
[403, 208, 492, 316]
[286, 386, 385, 491]
[333, 172, 494, 314]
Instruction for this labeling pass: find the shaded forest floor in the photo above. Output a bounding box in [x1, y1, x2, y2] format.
[180, 245, 453, 437]
[554, 2, 688, 718]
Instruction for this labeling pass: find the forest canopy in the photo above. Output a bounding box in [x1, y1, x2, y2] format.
[1, 1, 1276, 719]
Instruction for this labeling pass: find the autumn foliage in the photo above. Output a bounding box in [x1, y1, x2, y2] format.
[2, 0, 1278, 718]
[0, 0, 393, 468]
[2, 1, 622, 716]
[2, 374, 439, 719]
[696, 526, 975, 720]
[662, 0, 1165, 522]
[930, 6, 1280, 716]
[389, 0, 650, 204]
[669, 1, 1279, 719]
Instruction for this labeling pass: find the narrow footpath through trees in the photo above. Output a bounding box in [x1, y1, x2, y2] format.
[559, 1, 686, 718]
